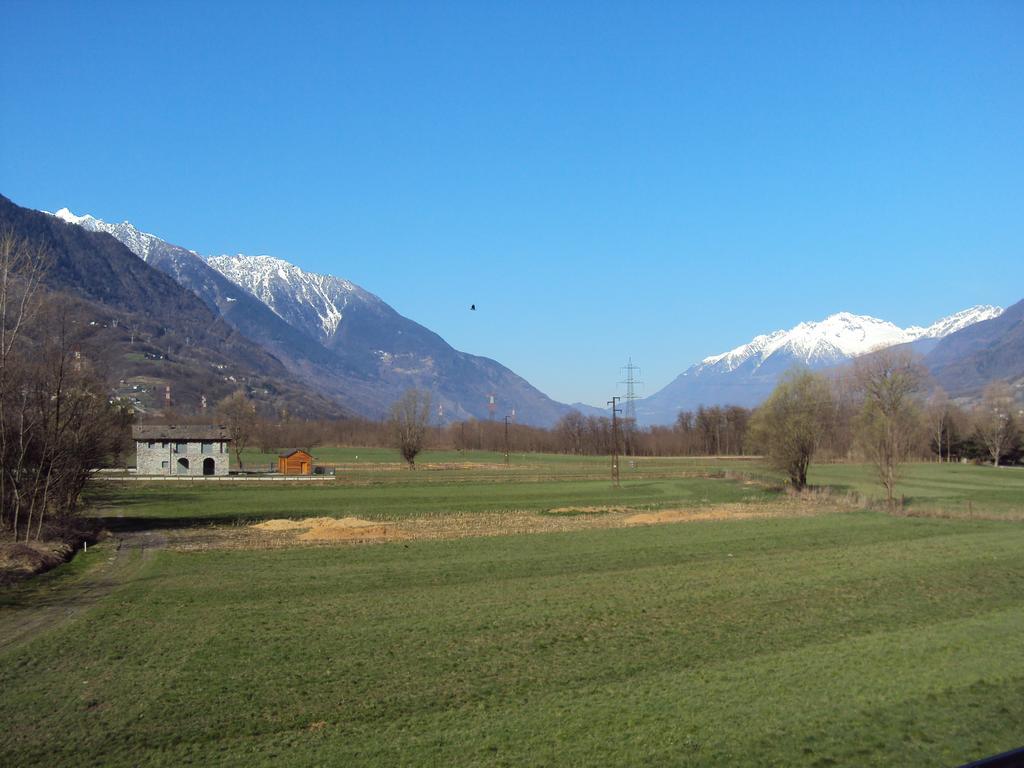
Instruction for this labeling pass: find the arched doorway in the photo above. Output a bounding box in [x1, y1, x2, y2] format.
[177, 457, 189, 475]
[203, 458, 215, 476]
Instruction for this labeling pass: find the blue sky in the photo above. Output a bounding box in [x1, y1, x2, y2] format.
[2, 1, 1022, 406]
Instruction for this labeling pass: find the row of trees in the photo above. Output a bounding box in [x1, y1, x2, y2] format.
[203, 363, 1021, 480]
[241, 401, 758, 468]
[923, 382, 1022, 468]
[200, 392, 754, 470]
[753, 351, 1022, 509]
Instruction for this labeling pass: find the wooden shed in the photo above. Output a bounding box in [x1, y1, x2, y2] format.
[278, 449, 313, 475]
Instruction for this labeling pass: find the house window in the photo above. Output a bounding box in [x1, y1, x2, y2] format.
[147, 441, 155, 449]
[161, 441, 168, 448]
[201, 441, 213, 455]
[161, 460, 169, 469]
[175, 442, 188, 454]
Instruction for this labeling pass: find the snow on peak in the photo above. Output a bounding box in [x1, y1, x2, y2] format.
[697, 305, 1003, 374]
[45, 208, 181, 263]
[700, 330, 788, 368]
[206, 253, 366, 340]
[52, 207, 94, 225]
[916, 305, 1003, 338]
[44, 203, 374, 343]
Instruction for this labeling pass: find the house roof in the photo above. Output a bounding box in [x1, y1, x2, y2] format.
[133, 425, 232, 441]
[278, 449, 312, 458]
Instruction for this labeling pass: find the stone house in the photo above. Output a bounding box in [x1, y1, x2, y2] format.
[133, 425, 232, 476]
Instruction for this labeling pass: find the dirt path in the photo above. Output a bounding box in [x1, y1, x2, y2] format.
[0, 531, 165, 654]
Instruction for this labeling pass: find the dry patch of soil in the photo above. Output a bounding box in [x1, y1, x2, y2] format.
[252, 516, 400, 543]
[624, 501, 824, 525]
[158, 496, 853, 553]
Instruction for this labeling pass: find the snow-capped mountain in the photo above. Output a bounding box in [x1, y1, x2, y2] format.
[698, 308, 1003, 375]
[206, 254, 369, 341]
[635, 306, 1004, 425]
[203, 252, 577, 425]
[8, 196, 341, 418]
[48, 207, 336, 366]
[46, 207, 576, 426]
[52, 208, 179, 263]
[926, 298, 1024, 396]
[913, 305, 1006, 340]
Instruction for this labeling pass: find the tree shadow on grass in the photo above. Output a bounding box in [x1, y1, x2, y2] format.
[99, 514, 261, 533]
[84, 486, 253, 532]
[84, 486, 204, 508]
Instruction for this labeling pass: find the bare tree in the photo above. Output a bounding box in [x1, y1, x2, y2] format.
[750, 369, 833, 490]
[20, 307, 124, 539]
[218, 391, 256, 471]
[1, 231, 48, 537]
[389, 389, 432, 468]
[924, 388, 951, 463]
[854, 350, 926, 512]
[975, 382, 1019, 468]
[1, 267, 123, 541]
[555, 410, 585, 455]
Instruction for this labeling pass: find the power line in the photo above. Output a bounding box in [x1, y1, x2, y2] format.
[618, 357, 644, 422]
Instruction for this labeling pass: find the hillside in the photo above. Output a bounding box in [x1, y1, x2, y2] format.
[0, 194, 345, 418]
[924, 298, 1024, 396]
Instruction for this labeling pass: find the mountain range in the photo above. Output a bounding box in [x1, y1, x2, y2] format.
[9, 194, 1020, 427]
[634, 306, 1008, 425]
[49, 206, 579, 426]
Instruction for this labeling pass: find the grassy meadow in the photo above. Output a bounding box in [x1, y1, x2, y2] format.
[91, 476, 774, 525]
[96, 451, 773, 526]
[3, 454, 1024, 766]
[809, 462, 1024, 518]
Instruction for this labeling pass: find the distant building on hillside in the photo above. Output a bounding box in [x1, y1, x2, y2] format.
[278, 449, 313, 475]
[133, 425, 231, 476]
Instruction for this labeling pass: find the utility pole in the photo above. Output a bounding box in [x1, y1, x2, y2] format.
[607, 396, 621, 487]
[503, 415, 511, 468]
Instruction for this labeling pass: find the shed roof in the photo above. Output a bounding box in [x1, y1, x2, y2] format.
[133, 425, 231, 441]
[278, 449, 312, 458]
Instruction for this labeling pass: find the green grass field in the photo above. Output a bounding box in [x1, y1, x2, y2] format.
[809, 462, 1024, 517]
[3, 458, 1024, 766]
[4, 513, 1024, 766]
[93, 452, 775, 527]
[90, 475, 774, 526]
